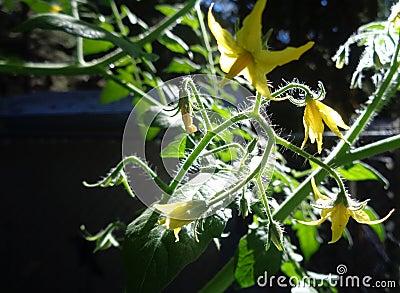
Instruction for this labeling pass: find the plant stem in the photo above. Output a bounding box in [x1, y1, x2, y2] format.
[198, 257, 235, 293]
[71, 0, 85, 65]
[110, 0, 126, 35]
[83, 155, 169, 194]
[332, 134, 400, 166]
[275, 135, 346, 195]
[187, 78, 213, 131]
[195, 2, 216, 76]
[252, 92, 263, 114]
[200, 114, 276, 292]
[254, 176, 273, 221]
[198, 143, 245, 158]
[169, 112, 249, 193]
[207, 114, 275, 207]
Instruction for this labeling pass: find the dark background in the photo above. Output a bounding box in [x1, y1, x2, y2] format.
[1, 0, 400, 292]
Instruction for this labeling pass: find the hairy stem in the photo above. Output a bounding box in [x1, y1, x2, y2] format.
[169, 112, 249, 193]
[186, 78, 213, 131]
[275, 135, 346, 195]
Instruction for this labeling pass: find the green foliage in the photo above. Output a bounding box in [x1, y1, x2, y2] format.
[83, 23, 115, 55]
[81, 221, 126, 252]
[20, 0, 71, 14]
[234, 219, 283, 288]
[292, 210, 320, 261]
[1, 1, 400, 292]
[337, 161, 389, 188]
[161, 134, 187, 159]
[165, 57, 201, 74]
[123, 208, 230, 293]
[16, 13, 157, 61]
[363, 206, 387, 242]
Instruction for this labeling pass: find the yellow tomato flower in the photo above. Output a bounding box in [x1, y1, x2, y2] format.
[301, 98, 350, 153]
[153, 200, 207, 242]
[297, 179, 395, 244]
[50, 4, 63, 13]
[208, 0, 314, 98]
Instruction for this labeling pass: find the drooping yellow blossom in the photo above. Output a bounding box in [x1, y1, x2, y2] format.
[297, 178, 395, 244]
[181, 99, 197, 134]
[208, 0, 314, 98]
[50, 4, 63, 13]
[153, 200, 207, 242]
[301, 98, 350, 153]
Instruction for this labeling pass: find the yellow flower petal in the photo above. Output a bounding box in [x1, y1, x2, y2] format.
[302, 99, 324, 153]
[154, 200, 207, 220]
[350, 208, 395, 225]
[50, 4, 62, 13]
[164, 217, 192, 230]
[182, 113, 197, 134]
[328, 202, 350, 243]
[219, 53, 238, 74]
[225, 52, 252, 80]
[311, 178, 330, 201]
[255, 41, 314, 74]
[316, 100, 350, 143]
[236, 0, 266, 52]
[173, 227, 183, 242]
[296, 212, 330, 226]
[208, 4, 243, 55]
[242, 60, 272, 98]
[158, 216, 191, 242]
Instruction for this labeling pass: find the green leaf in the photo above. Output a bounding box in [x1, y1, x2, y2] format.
[16, 13, 157, 61]
[234, 221, 283, 288]
[292, 210, 320, 261]
[100, 79, 130, 104]
[141, 105, 178, 129]
[338, 161, 389, 188]
[83, 23, 115, 55]
[83, 39, 115, 55]
[21, 0, 60, 13]
[155, 4, 199, 30]
[190, 44, 208, 58]
[81, 221, 126, 253]
[161, 134, 187, 158]
[159, 31, 193, 58]
[133, 98, 163, 141]
[281, 261, 302, 280]
[83, 162, 134, 198]
[4, 0, 15, 11]
[123, 208, 229, 293]
[100, 68, 138, 104]
[165, 58, 200, 74]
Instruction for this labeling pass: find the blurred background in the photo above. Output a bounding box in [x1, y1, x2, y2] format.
[1, 0, 399, 292]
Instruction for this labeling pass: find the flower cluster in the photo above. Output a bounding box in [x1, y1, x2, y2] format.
[297, 178, 394, 243]
[208, 0, 349, 153]
[208, 0, 314, 99]
[153, 200, 207, 242]
[153, 0, 394, 247]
